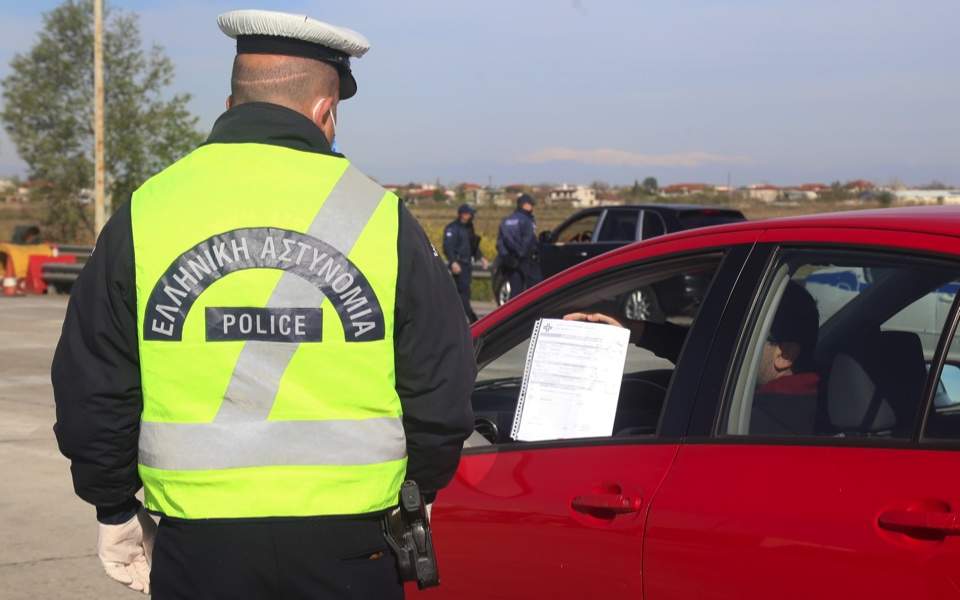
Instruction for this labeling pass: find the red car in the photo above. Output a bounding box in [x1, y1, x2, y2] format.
[415, 207, 960, 599]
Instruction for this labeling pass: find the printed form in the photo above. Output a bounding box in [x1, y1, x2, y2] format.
[511, 318, 630, 441]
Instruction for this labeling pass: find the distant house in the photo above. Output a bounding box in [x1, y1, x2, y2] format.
[661, 183, 711, 196]
[739, 184, 782, 203]
[0, 178, 15, 203]
[401, 188, 441, 206]
[548, 184, 597, 207]
[893, 189, 960, 205]
[844, 180, 875, 194]
[782, 189, 819, 202]
[458, 183, 488, 205]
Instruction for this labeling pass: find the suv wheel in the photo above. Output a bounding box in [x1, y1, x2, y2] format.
[496, 280, 512, 306]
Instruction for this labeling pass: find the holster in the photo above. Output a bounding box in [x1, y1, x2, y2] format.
[381, 481, 440, 589]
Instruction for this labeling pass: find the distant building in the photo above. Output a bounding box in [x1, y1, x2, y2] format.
[548, 184, 597, 207]
[893, 189, 960, 205]
[458, 183, 488, 206]
[782, 189, 818, 202]
[0, 178, 15, 203]
[844, 180, 875, 194]
[661, 183, 711, 196]
[739, 184, 782, 203]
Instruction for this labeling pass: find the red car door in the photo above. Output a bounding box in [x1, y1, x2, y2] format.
[644, 235, 960, 600]
[414, 243, 754, 599]
[429, 444, 677, 598]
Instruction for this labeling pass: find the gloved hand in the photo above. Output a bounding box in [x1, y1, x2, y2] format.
[97, 507, 157, 594]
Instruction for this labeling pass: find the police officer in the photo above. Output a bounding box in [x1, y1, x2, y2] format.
[52, 10, 475, 599]
[496, 193, 542, 300]
[443, 204, 487, 322]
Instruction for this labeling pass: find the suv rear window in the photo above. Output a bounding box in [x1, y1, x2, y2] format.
[677, 210, 745, 231]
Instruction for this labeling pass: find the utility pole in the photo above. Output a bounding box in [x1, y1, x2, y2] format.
[93, 0, 106, 236]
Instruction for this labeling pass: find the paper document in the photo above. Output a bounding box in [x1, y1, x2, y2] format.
[510, 318, 630, 441]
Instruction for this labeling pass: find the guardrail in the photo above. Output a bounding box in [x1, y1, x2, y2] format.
[38, 248, 496, 292]
[42, 245, 93, 293]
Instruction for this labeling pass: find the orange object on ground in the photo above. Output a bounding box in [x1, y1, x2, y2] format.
[0, 243, 53, 279]
[2, 256, 18, 297]
[26, 254, 77, 294]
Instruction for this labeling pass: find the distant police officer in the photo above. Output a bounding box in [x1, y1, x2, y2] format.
[496, 193, 542, 299]
[52, 10, 475, 600]
[443, 204, 487, 322]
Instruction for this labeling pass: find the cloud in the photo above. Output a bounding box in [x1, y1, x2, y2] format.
[518, 147, 752, 168]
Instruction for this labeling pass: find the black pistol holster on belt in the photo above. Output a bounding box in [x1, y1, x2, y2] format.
[382, 480, 440, 589]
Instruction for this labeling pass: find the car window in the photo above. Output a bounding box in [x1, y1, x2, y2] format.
[554, 213, 600, 244]
[642, 212, 666, 240]
[924, 331, 960, 440]
[596, 210, 639, 243]
[472, 254, 723, 446]
[724, 250, 960, 440]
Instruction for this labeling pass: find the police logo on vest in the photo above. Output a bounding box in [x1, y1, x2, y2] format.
[143, 228, 386, 343]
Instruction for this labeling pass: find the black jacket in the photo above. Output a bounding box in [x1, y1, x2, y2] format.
[496, 209, 537, 260]
[442, 219, 482, 268]
[52, 102, 476, 521]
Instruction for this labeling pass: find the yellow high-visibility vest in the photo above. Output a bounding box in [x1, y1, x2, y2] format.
[131, 142, 404, 519]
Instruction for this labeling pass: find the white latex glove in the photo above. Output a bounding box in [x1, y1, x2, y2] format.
[97, 507, 157, 595]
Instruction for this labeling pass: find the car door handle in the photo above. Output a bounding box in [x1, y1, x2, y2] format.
[571, 494, 643, 515]
[878, 509, 960, 535]
[577, 251, 589, 257]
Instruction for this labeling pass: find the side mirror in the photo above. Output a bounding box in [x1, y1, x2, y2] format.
[539, 231, 552, 243]
[934, 363, 960, 409]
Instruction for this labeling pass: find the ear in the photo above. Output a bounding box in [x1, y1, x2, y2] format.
[774, 342, 801, 372]
[226, 95, 234, 110]
[310, 96, 335, 127]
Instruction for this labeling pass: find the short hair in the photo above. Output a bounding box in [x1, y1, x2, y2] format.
[769, 281, 820, 372]
[230, 54, 340, 108]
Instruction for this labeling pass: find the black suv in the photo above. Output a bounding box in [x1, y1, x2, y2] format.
[493, 204, 746, 311]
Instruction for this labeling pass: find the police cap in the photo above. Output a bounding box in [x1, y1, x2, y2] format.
[218, 9, 370, 100]
[457, 204, 476, 215]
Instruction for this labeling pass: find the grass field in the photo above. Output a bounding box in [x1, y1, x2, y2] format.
[408, 200, 886, 265]
[2, 196, 885, 248]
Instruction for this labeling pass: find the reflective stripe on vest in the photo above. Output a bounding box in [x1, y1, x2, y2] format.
[132, 146, 405, 519]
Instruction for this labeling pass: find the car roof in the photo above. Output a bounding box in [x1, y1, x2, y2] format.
[606, 204, 744, 213]
[664, 205, 960, 239]
[594, 205, 960, 270]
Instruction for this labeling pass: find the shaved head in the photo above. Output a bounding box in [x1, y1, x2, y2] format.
[230, 54, 340, 112]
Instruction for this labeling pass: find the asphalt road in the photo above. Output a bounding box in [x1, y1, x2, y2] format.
[0, 295, 661, 598]
[0, 296, 497, 599]
[0, 295, 136, 599]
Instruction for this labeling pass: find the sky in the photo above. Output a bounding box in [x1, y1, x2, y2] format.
[0, 0, 957, 187]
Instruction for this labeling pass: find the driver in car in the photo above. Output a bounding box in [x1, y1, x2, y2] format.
[565, 281, 821, 433]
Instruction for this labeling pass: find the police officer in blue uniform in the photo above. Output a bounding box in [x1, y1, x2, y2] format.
[496, 193, 541, 300]
[443, 204, 486, 322]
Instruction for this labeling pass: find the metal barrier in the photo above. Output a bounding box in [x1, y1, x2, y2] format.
[42, 245, 92, 293]
[39, 249, 494, 292]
